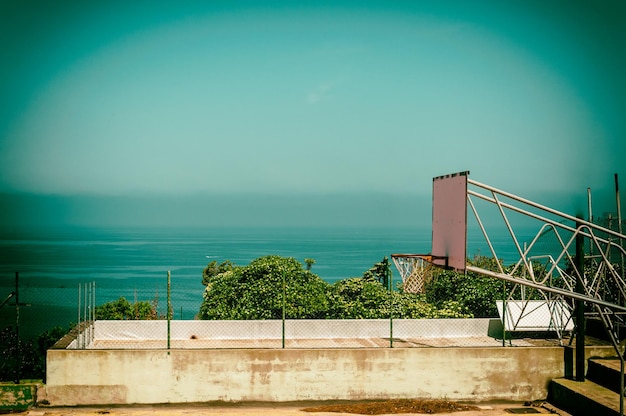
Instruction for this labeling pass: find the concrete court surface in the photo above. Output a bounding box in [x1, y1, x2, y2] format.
[19, 402, 572, 416]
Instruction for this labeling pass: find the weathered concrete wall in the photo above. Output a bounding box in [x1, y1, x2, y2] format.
[44, 346, 615, 406]
[0, 382, 39, 411]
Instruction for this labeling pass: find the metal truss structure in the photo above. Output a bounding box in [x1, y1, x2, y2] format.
[465, 176, 625, 414]
[391, 172, 625, 413]
[466, 178, 626, 341]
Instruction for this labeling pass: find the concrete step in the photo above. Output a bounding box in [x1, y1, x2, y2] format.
[587, 358, 625, 394]
[549, 377, 622, 416]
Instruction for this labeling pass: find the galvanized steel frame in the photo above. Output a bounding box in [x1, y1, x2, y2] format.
[466, 177, 626, 415]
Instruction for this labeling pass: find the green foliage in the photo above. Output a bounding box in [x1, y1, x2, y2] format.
[304, 258, 316, 271]
[202, 260, 238, 286]
[199, 255, 475, 320]
[199, 255, 330, 320]
[0, 325, 67, 381]
[362, 256, 392, 288]
[95, 297, 159, 320]
[424, 255, 512, 318]
[327, 278, 390, 319]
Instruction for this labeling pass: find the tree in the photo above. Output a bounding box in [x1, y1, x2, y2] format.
[199, 256, 331, 320]
[198, 255, 477, 321]
[0, 325, 67, 381]
[202, 260, 237, 286]
[304, 258, 316, 271]
[327, 277, 471, 319]
[424, 255, 512, 318]
[327, 277, 390, 319]
[95, 297, 158, 320]
[362, 256, 391, 288]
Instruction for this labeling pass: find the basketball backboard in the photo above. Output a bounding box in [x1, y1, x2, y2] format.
[431, 171, 468, 272]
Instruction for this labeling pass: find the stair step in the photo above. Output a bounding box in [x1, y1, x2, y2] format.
[549, 378, 621, 416]
[588, 358, 625, 394]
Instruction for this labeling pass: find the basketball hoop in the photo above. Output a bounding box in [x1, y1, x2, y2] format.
[391, 254, 446, 294]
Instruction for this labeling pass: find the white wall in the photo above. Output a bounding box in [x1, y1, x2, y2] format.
[81, 318, 498, 343]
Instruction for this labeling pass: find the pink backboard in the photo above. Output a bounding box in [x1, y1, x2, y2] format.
[431, 171, 468, 272]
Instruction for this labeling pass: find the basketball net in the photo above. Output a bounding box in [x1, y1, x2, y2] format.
[391, 254, 435, 294]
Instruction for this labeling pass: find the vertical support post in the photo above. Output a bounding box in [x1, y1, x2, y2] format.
[587, 188, 593, 256]
[83, 284, 88, 348]
[616, 174, 624, 335]
[91, 282, 95, 342]
[77, 283, 81, 349]
[15, 272, 20, 384]
[282, 270, 286, 349]
[615, 174, 625, 416]
[389, 263, 393, 348]
[575, 217, 586, 382]
[502, 282, 507, 347]
[167, 271, 171, 350]
[86, 283, 90, 345]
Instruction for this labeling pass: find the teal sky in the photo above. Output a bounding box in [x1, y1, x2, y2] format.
[1, 0, 625, 227]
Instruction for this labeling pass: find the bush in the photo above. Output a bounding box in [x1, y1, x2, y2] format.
[199, 255, 330, 319]
[327, 277, 390, 319]
[199, 255, 477, 320]
[95, 297, 159, 320]
[424, 255, 512, 318]
[0, 325, 67, 381]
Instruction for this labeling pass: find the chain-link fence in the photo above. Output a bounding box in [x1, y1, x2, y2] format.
[1, 272, 77, 382]
[3, 265, 611, 382]
[75, 269, 587, 350]
[0, 271, 203, 381]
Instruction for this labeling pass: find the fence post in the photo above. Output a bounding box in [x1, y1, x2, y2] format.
[167, 271, 171, 350]
[14, 272, 20, 384]
[502, 282, 507, 347]
[282, 269, 286, 349]
[77, 283, 81, 349]
[389, 266, 393, 348]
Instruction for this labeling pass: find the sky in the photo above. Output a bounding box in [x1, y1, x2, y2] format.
[0, 0, 625, 228]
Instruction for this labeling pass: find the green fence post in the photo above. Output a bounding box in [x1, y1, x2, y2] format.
[502, 282, 507, 347]
[167, 271, 171, 350]
[15, 272, 20, 384]
[389, 266, 393, 348]
[282, 269, 286, 349]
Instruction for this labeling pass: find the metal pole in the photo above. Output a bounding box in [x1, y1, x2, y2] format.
[616, 174, 625, 416]
[575, 218, 586, 382]
[83, 284, 88, 348]
[15, 272, 20, 384]
[616, 174, 624, 308]
[167, 271, 171, 350]
[77, 283, 81, 349]
[90, 282, 95, 343]
[389, 264, 393, 348]
[588, 187, 593, 257]
[282, 270, 286, 349]
[619, 356, 624, 416]
[501, 287, 505, 347]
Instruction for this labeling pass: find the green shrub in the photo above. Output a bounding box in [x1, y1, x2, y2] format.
[200, 255, 330, 320]
[95, 297, 159, 320]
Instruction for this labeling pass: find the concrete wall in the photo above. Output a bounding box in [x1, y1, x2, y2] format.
[44, 346, 615, 406]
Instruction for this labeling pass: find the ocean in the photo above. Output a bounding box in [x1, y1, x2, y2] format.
[0, 225, 533, 337]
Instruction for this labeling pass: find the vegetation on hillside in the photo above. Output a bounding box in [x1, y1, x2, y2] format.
[196, 255, 503, 320]
[0, 325, 67, 381]
[95, 296, 161, 320]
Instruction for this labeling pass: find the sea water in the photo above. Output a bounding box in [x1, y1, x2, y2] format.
[0, 225, 535, 336]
